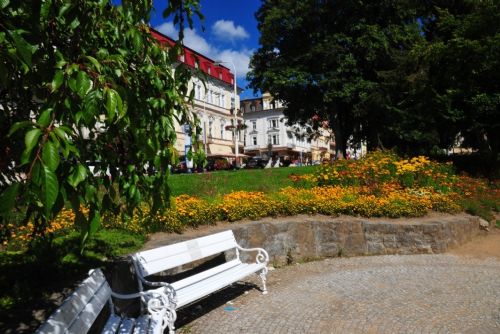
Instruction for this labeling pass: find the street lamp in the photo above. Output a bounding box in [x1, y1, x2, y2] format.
[214, 60, 239, 167]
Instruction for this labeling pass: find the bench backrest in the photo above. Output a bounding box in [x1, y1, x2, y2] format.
[36, 269, 111, 334]
[134, 230, 238, 277]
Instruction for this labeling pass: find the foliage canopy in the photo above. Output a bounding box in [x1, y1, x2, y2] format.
[0, 0, 200, 245]
[248, 0, 499, 157]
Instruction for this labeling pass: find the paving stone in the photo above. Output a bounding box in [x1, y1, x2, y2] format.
[176, 254, 500, 334]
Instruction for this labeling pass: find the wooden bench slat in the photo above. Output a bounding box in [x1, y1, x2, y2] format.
[132, 315, 150, 334]
[117, 318, 135, 334]
[136, 231, 237, 275]
[175, 262, 266, 308]
[68, 281, 113, 333]
[102, 314, 122, 334]
[171, 259, 242, 291]
[36, 270, 111, 334]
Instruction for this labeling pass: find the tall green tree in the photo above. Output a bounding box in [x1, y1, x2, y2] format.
[248, 0, 421, 157]
[419, 0, 500, 154]
[0, 0, 201, 245]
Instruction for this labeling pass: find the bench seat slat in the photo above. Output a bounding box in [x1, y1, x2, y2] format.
[171, 259, 242, 291]
[136, 231, 237, 275]
[132, 315, 150, 334]
[102, 314, 122, 334]
[117, 318, 135, 334]
[68, 281, 113, 333]
[37, 270, 111, 334]
[174, 262, 266, 308]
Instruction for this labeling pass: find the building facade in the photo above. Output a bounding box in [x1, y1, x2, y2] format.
[151, 29, 242, 161]
[241, 93, 334, 164]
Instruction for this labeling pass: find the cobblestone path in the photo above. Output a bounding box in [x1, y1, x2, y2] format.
[177, 254, 500, 334]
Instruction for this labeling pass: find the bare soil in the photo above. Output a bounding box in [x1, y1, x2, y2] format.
[449, 227, 500, 260]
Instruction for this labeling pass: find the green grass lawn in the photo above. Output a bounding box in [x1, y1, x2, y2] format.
[168, 166, 319, 199]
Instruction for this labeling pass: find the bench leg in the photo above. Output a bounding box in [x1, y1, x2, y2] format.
[166, 307, 177, 334]
[259, 269, 268, 295]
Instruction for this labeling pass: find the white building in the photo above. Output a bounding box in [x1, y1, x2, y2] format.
[151, 29, 242, 161]
[241, 93, 334, 164]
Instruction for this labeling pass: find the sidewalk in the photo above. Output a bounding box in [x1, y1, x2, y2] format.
[177, 231, 500, 334]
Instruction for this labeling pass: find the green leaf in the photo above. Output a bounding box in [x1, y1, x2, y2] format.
[0, 183, 19, 216]
[10, 30, 36, 67]
[0, 0, 10, 9]
[8, 121, 32, 136]
[68, 163, 87, 188]
[51, 70, 64, 92]
[42, 164, 59, 217]
[69, 17, 80, 30]
[89, 210, 100, 235]
[23, 128, 42, 160]
[85, 56, 101, 72]
[42, 140, 60, 172]
[37, 108, 52, 127]
[58, 3, 72, 18]
[105, 88, 118, 121]
[76, 71, 92, 98]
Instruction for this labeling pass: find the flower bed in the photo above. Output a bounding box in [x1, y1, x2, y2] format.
[3, 151, 498, 249]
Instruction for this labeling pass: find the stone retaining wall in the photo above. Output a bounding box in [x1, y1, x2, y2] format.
[142, 213, 485, 267]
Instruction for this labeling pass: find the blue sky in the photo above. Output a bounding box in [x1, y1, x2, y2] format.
[150, 0, 262, 98]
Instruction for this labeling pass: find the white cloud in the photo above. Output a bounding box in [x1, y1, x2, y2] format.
[215, 49, 252, 79]
[154, 22, 252, 80]
[212, 20, 249, 42]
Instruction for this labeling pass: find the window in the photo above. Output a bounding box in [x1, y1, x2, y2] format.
[251, 121, 257, 131]
[268, 118, 279, 129]
[180, 54, 185, 62]
[219, 94, 224, 107]
[208, 117, 214, 138]
[252, 136, 257, 145]
[194, 84, 201, 100]
[207, 90, 212, 104]
[220, 119, 225, 139]
[268, 134, 279, 145]
[251, 105, 256, 112]
[207, 67, 211, 75]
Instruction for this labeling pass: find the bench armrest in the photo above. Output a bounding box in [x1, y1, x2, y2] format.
[110, 290, 170, 315]
[236, 245, 269, 265]
[131, 255, 177, 304]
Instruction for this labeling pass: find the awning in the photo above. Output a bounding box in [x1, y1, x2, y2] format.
[208, 144, 233, 156]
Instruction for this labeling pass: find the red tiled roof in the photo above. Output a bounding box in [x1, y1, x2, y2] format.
[150, 28, 234, 86]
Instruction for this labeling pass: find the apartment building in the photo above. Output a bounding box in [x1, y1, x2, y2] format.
[241, 93, 334, 164]
[151, 29, 242, 160]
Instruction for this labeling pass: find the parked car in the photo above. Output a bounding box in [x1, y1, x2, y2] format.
[206, 157, 232, 171]
[245, 157, 268, 169]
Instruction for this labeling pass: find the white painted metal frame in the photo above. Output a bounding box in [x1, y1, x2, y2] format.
[131, 230, 269, 334]
[36, 268, 172, 334]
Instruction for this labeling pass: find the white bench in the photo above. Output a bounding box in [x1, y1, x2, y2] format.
[131, 230, 269, 334]
[36, 268, 172, 334]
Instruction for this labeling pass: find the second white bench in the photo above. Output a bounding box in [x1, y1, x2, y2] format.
[131, 230, 269, 334]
